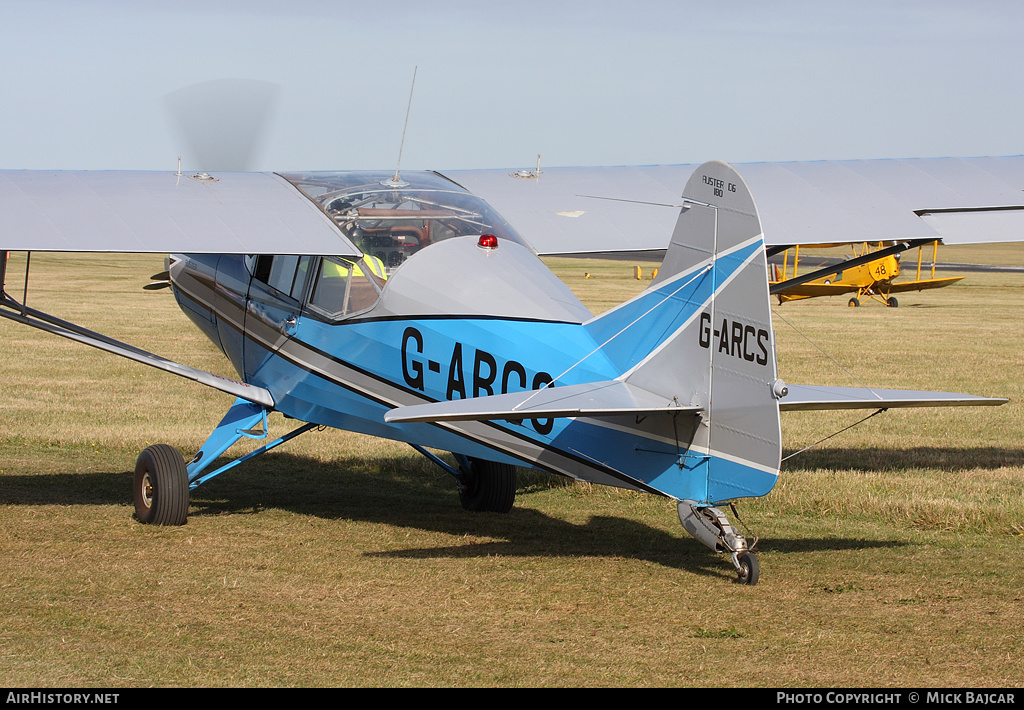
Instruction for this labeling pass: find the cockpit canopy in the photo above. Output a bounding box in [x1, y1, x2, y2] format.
[280, 171, 532, 270]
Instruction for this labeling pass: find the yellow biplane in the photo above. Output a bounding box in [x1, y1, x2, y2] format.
[770, 241, 964, 307]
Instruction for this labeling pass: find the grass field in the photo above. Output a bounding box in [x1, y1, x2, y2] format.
[1, 250, 1022, 687]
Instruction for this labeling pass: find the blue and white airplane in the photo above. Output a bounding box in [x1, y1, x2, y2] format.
[0, 160, 1009, 584]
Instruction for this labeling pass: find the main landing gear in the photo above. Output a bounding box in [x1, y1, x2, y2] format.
[456, 456, 517, 513]
[133, 444, 189, 526]
[678, 501, 760, 585]
[410, 445, 518, 513]
[132, 398, 319, 526]
[849, 293, 898, 308]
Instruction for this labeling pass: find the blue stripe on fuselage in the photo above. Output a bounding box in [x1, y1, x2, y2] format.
[583, 239, 761, 372]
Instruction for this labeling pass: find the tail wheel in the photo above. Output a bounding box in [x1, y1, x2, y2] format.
[736, 551, 759, 585]
[458, 457, 517, 513]
[134, 444, 189, 525]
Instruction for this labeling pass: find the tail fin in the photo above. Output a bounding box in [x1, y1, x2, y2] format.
[587, 160, 782, 503]
[385, 162, 782, 504]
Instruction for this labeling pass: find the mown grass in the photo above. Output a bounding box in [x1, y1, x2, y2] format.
[1, 250, 1022, 687]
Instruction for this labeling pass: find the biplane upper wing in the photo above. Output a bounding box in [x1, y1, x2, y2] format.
[441, 157, 1024, 255]
[0, 170, 361, 256]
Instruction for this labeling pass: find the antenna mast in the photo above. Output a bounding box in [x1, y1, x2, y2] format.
[382, 67, 418, 188]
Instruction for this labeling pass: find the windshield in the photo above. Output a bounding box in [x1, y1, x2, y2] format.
[280, 171, 531, 270]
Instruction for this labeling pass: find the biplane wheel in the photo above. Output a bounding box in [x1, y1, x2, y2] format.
[133, 444, 189, 526]
[887, 297, 898, 308]
[736, 551, 759, 585]
[458, 457, 517, 513]
[848, 298, 860, 308]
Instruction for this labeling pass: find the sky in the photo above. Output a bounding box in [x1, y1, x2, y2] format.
[1, 0, 1022, 172]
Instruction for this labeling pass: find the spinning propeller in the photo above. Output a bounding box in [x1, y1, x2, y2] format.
[163, 78, 281, 173]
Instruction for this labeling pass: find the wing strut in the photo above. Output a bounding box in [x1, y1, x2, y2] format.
[0, 269, 274, 408]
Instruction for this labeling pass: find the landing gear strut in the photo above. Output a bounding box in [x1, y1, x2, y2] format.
[678, 501, 760, 585]
[133, 398, 318, 527]
[409, 447, 518, 513]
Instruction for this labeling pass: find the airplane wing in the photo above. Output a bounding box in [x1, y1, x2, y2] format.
[441, 157, 1024, 255]
[778, 384, 1006, 411]
[0, 169, 363, 408]
[771, 275, 964, 299]
[770, 281, 859, 299]
[0, 170, 361, 256]
[886, 276, 965, 293]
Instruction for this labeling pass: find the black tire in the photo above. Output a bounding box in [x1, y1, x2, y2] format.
[134, 444, 189, 525]
[848, 297, 860, 308]
[887, 296, 898, 308]
[458, 457, 517, 513]
[736, 551, 759, 585]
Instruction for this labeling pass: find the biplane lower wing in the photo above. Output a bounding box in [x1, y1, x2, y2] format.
[887, 276, 965, 293]
[779, 384, 1006, 412]
[771, 281, 859, 299]
[770, 275, 965, 300]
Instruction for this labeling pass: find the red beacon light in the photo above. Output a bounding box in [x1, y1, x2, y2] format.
[477, 234, 498, 250]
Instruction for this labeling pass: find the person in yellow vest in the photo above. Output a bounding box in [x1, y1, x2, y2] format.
[321, 253, 387, 281]
[312, 253, 388, 315]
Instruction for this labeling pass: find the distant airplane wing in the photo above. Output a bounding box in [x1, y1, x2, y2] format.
[441, 157, 1024, 255]
[770, 281, 859, 299]
[0, 170, 361, 256]
[887, 276, 965, 294]
[778, 384, 1006, 411]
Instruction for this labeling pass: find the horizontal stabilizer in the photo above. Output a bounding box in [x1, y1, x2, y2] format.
[779, 384, 1006, 411]
[384, 380, 701, 424]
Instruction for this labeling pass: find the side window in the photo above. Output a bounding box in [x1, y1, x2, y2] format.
[268, 255, 300, 294]
[309, 256, 385, 318]
[250, 255, 311, 301]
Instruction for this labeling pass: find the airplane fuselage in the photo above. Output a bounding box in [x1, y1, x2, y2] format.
[168, 240, 779, 505]
[159, 169, 786, 510]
